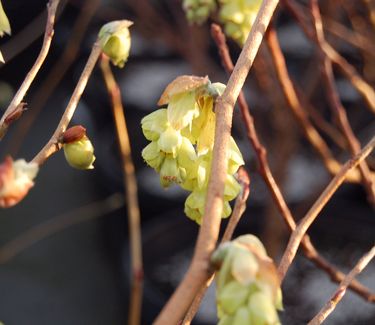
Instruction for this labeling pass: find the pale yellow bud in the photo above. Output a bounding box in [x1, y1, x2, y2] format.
[141, 141, 164, 171]
[218, 281, 249, 315]
[157, 126, 182, 157]
[63, 136, 96, 170]
[248, 292, 281, 325]
[141, 109, 168, 141]
[98, 20, 132, 68]
[233, 306, 251, 325]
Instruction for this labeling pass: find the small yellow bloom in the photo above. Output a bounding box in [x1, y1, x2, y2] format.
[98, 20, 132, 68]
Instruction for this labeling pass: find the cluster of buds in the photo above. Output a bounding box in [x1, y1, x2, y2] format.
[98, 20, 133, 68]
[61, 125, 96, 170]
[182, 0, 217, 25]
[211, 235, 283, 325]
[0, 157, 38, 208]
[218, 0, 262, 46]
[141, 75, 244, 224]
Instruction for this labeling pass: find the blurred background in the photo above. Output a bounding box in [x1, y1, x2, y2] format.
[0, 0, 374, 324]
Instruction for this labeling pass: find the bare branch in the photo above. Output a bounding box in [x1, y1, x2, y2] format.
[308, 245, 375, 325]
[100, 56, 143, 325]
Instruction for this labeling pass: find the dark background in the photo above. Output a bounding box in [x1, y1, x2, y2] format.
[0, 0, 374, 324]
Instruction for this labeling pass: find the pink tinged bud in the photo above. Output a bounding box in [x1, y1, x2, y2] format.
[0, 157, 38, 208]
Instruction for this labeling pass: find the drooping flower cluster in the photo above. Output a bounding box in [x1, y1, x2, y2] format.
[182, 0, 217, 25]
[0, 157, 39, 208]
[141, 75, 244, 224]
[211, 235, 283, 325]
[181, 0, 262, 47]
[219, 0, 262, 46]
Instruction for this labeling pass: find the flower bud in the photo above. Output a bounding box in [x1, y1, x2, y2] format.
[142, 141, 164, 171]
[248, 292, 281, 325]
[231, 247, 258, 285]
[183, 0, 216, 25]
[160, 157, 184, 188]
[218, 281, 249, 315]
[98, 20, 132, 68]
[233, 306, 251, 325]
[184, 190, 231, 224]
[63, 135, 96, 170]
[0, 157, 38, 208]
[141, 109, 168, 141]
[157, 126, 182, 157]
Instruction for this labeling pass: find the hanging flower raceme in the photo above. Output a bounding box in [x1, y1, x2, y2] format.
[141, 75, 245, 224]
[0, 156, 39, 208]
[98, 20, 133, 68]
[211, 235, 283, 325]
[62, 125, 96, 170]
[219, 0, 262, 46]
[182, 0, 217, 25]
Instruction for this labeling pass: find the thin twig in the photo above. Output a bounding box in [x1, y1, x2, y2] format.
[182, 168, 251, 325]
[0, 193, 124, 264]
[211, 23, 375, 303]
[322, 16, 375, 57]
[154, 1, 280, 323]
[308, 245, 375, 325]
[0, 0, 61, 139]
[265, 25, 370, 185]
[309, 0, 375, 204]
[283, 0, 375, 114]
[7, 0, 100, 157]
[31, 41, 102, 165]
[100, 55, 143, 325]
[278, 136, 375, 282]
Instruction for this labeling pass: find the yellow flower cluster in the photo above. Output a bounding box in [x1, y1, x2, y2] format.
[219, 0, 262, 46]
[141, 75, 244, 224]
[182, 0, 217, 25]
[212, 235, 283, 325]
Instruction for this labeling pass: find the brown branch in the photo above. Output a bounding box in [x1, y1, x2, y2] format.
[212, 23, 375, 302]
[154, 1, 280, 323]
[7, 0, 100, 157]
[283, 0, 375, 115]
[100, 56, 143, 325]
[322, 16, 375, 57]
[278, 135, 375, 282]
[264, 26, 370, 185]
[309, 0, 375, 204]
[31, 41, 102, 165]
[0, 194, 124, 264]
[182, 169, 250, 324]
[308, 245, 375, 325]
[0, 0, 61, 139]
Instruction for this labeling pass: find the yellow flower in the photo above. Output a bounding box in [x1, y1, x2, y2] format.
[141, 108, 168, 141]
[98, 20, 132, 68]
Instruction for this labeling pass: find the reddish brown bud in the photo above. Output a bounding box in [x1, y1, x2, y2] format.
[4, 103, 27, 125]
[61, 125, 87, 144]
